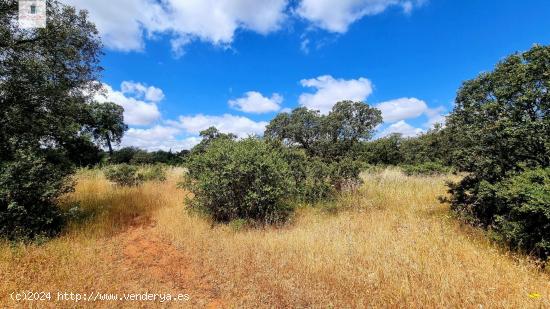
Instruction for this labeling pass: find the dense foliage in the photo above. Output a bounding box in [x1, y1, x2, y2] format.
[360, 125, 453, 167]
[491, 168, 550, 258]
[184, 138, 295, 224]
[401, 162, 453, 176]
[184, 102, 378, 225]
[104, 164, 144, 187]
[265, 101, 382, 159]
[110, 147, 188, 165]
[0, 0, 126, 239]
[279, 148, 364, 203]
[445, 45, 550, 259]
[104, 164, 167, 186]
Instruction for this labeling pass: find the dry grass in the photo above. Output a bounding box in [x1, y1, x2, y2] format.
[1, 167, 549, 308]
[156, 168, 550, 308]
[0, 168, 187, 308]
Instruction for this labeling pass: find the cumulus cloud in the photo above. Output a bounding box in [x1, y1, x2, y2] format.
[296, 0, 425, 33]
[120, 125, 201, 151]
[298, 75, 373, 114]
[171, 114, 268, 138]
[121, 81, 165, 103]
[64, 0, 289, 52]
[229, 91, 283, 114]
[94, 82, 162, 126]
[379, 120, 423, 137]
[375, 97, 428, 123]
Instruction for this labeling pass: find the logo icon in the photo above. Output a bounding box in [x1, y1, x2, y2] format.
[19, 0, 46, 29]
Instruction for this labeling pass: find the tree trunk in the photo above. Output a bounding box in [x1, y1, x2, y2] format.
[106, 133, 113, 156]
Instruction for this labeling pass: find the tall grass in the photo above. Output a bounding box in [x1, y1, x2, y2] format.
[156, 168, 550, 307]
[0, 168, 186, 308]
[1, 167, 548, 308]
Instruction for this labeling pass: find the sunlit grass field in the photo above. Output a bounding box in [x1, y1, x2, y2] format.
[1, 168, 549, 308]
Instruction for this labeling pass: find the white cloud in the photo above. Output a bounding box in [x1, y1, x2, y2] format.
[120, 125, 201, 151]
[172, 114, 268, 138]
[299, 75, 373, 114]
[64, 0, 289, 52]
[229, 91, 283, 114]
[95, 82, 162, 126]
[121, 81, 165, 103]
[300, 38, 310, 54]
[424, 106, 447, 128]
[296, 0, 425, 33]
[380, 120, 423, 137]
[62, 0, 161, 51]
[375, 97, 428, 123]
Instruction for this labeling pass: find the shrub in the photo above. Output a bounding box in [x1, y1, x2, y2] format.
[329, 157, 364, 191]
[138, 164, 167, 182]
[492, 168, 550, 259]
[401, 162, 453, 176]
[0, 149, 69, 240]
[104, 164, 144, 187]
[444, 45, 550, 259]
[302, 159, 335, 203]
[184, 138, 295, 224]
[278, 148, 363, 203]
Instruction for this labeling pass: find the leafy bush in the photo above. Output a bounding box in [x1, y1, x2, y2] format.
[401, 162, 453, 176]
[302, 159, 335, 203]
[445, 45, 550, 259]
[278, 148, 363, 203]
[329, 157, 364, 191]
[0, 149, 69, 240]
[492, 168, 550, 259]
[104, 164, 144, 187]
[184, 138, 295, 224]
[139, 164, 167, 182]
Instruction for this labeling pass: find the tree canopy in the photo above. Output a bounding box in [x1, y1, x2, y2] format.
[265, 101, 382, 159]
[0, 0, 126, 239]
[445, 45, 550, 258]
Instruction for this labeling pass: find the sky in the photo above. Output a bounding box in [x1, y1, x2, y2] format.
[62, 0, 550, 151]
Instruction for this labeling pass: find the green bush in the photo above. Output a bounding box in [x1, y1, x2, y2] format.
[278, 148, 363, 203]
[184, 138, 295, 224]
[138, 164, 167, 182]
[329, 157, 364, 191]
[401, 162, 453, 176]
[492, 168, 550, 259]
[302, 159, 335, 203]
[0, 149, 69, 240]
[104, 164, 144, 187]
[444, 45, 550, 260]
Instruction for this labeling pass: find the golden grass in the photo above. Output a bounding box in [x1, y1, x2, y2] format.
[0, 168, 186, 308]
[156, 168, 550, 308]
[1, 167, 549, 308]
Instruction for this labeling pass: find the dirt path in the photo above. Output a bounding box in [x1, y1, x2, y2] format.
[112, 217, 224, 308]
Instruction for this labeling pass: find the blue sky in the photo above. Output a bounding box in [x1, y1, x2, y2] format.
[64, 0, 550, 150]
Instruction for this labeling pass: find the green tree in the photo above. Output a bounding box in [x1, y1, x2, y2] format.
[0, 0, 118, 239]
[265, 107, 322, 154]
[265, 101, 382, 159]
[87, 102, 128, 156]
[110, 147, 142, 164]
[399, 124, 453, 165]
[190, 126, 237, 154]
[362, 133, 404, 165]
[445, 45, 550, 258]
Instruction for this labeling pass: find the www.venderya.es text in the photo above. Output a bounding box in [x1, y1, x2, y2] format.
[10, 291, 190, 303]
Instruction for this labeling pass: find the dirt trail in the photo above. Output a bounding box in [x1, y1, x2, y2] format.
[112, 217, 224, 308]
